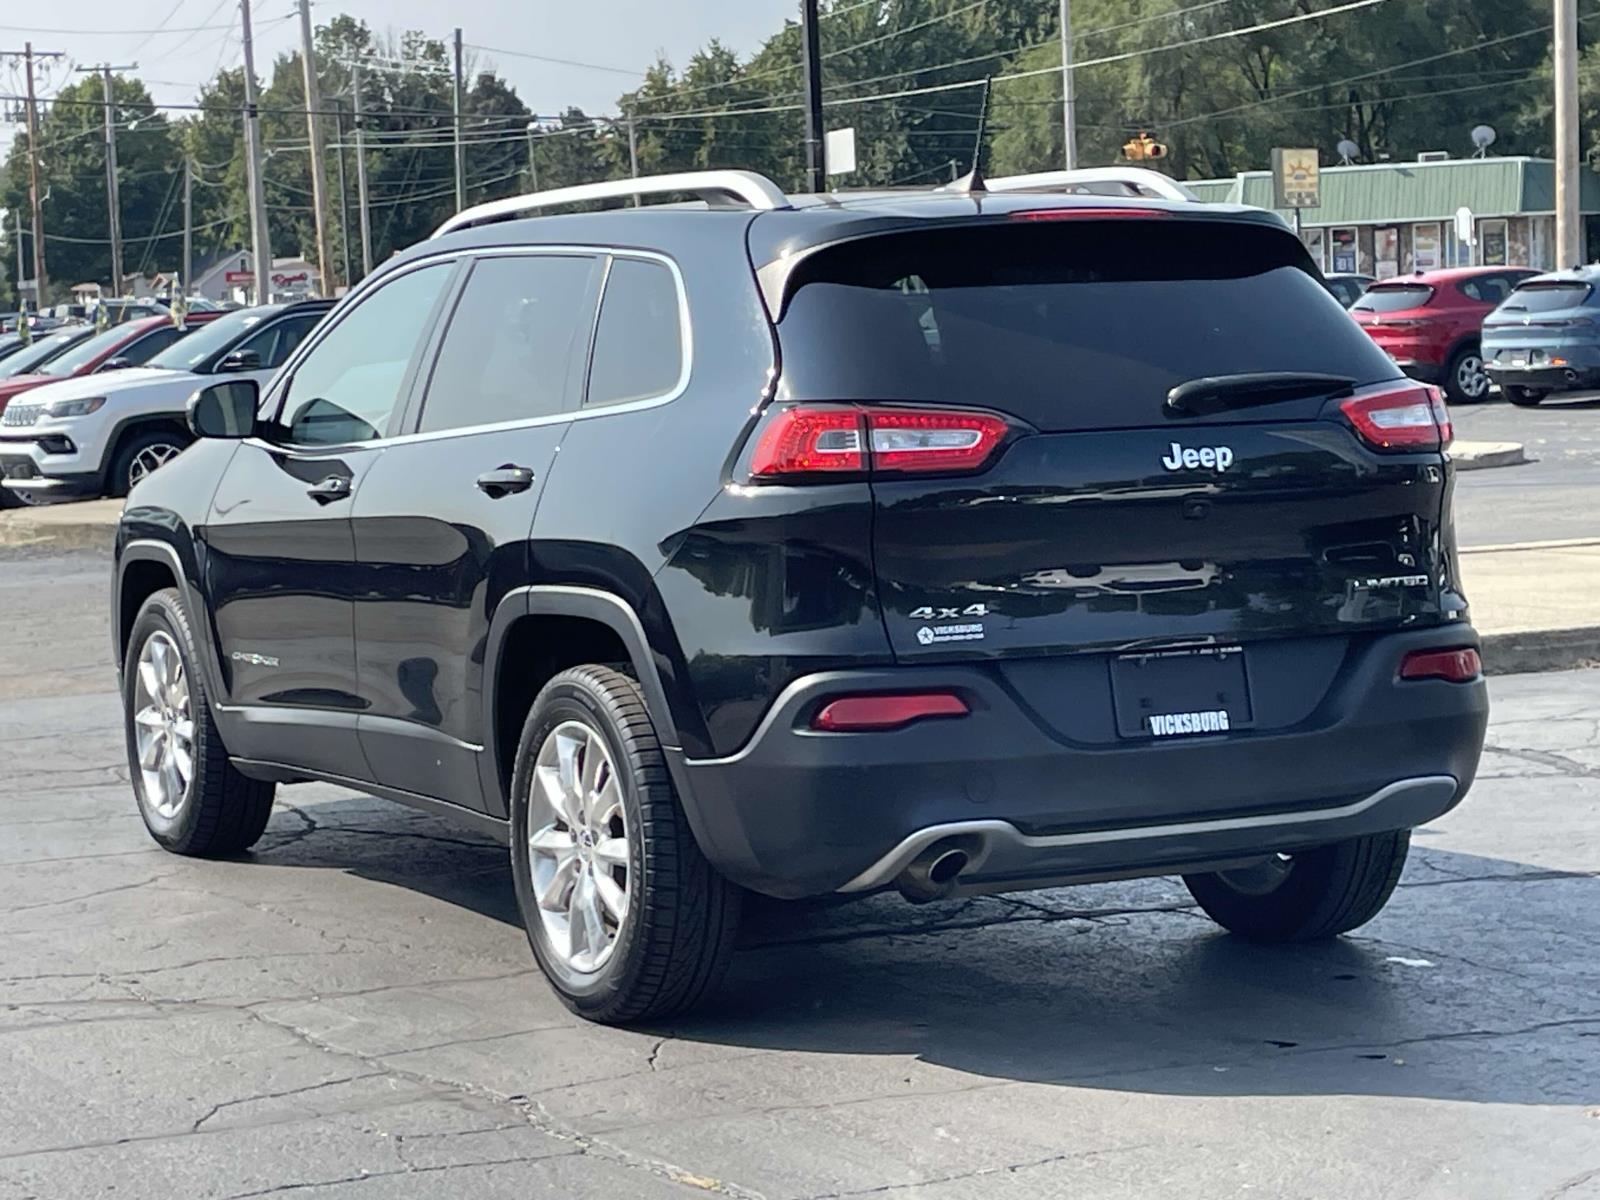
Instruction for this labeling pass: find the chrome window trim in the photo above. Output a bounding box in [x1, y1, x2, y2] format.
[264, 244, 693, 451]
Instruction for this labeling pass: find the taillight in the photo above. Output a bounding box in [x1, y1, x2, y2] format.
[812, 692, 969, 731]
[749, 408, 863, 476]
[1340, 384, 1447, 452]
[1399, 647, 1481, 683]
[750, 405, 1011, 480]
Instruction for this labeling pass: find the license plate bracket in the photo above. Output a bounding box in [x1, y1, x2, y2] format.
[1111, 646, 1252, 739]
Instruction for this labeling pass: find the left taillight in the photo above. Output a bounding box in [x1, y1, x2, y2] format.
[750, 405, 1011, 480]
[1339, 383, 1450, 452]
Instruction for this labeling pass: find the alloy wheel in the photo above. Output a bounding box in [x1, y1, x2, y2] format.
[1457, 353, 1488, 400]
[132, 630, 195, 819]
[527, 720, 632, 974]
[128, 442, 183, 488]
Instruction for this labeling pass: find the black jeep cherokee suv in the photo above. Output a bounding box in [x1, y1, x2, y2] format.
[112, 170, 1488, 1023]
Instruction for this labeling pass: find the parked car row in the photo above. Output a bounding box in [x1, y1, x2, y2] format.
[0, 301, 331, 505]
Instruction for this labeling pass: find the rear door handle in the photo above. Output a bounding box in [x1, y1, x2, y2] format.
[306, 475, 352, 503]
[475, 465, 536, 497]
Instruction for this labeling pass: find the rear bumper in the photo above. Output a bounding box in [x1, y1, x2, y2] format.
[1484, 362, 1600, 390]
[674, 626, 1488, 898]
[1394, 361, 1442, 385]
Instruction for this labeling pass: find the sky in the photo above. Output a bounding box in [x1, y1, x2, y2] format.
[0, 0, 798, 150]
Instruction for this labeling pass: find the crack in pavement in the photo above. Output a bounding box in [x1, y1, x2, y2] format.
[217, 1151, 590, 1199]
[1483, 744, 1600, 780]
[4, 873, 175, 914]
[191, 1072, 391, 1131]
[744, 902, 1204, 950]
[799, 1140, 1170, 1199]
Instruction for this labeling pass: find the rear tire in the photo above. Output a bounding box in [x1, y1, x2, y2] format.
[1183, 830, 1410, 942]
[1504, 385, 1549, 407]
[123, 587, 275, 856]
[509, 665, 741, 1024]
[1443, 345, 1488, 405]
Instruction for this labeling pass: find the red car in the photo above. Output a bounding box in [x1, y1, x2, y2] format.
[0, 313, 220, 418]
[1351, 266, 1538, 403]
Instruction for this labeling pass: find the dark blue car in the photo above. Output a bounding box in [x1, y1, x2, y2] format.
[1483, 266, 1600, 405]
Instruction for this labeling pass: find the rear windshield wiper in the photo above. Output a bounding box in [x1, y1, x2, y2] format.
[1166, 372, 1357, 418]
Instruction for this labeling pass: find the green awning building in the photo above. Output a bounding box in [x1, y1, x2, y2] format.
[1190, 156, 1600, 276]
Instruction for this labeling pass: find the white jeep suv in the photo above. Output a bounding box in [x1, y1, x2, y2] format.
[0, 301, 331, 502]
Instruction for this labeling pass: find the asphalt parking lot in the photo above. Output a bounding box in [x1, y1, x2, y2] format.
[1453, 391, 1600, 546]
[3, 548, 1599, 1200]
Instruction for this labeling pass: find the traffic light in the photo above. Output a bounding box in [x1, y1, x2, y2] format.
[1122, 132, 1168, 161]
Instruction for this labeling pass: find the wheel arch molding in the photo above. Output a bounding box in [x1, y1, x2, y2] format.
[113, 537, 228, 706]
[480, 585, 688, 816]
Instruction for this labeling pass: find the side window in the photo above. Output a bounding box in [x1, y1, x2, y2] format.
[238, 313, 322, 370]
[117, 326, 182, 366]
[586, 258, 685, 407]
[418, 254, 598, 433]
[280, 265, 451, 446]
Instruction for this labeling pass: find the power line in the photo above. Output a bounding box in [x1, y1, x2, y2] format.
[462, 43, 643, 77]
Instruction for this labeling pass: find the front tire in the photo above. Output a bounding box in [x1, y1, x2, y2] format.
[1183, 830, 1410, 942]
[111, 428, 191, 497]
[1504, 384, 1549, 407]
[1443, 345, 1489, 404]
[510, 666, 741, 1024]
[123, 588, 275, 855]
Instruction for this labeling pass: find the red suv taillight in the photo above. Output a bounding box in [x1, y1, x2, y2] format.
[1339, 383, 1451, 452]
[750, 406, 1011, 479]
[811, 692, 969, 731]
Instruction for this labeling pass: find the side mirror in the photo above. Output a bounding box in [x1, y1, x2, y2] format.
[218, 348, 262, 373]
[102, 356, 133, 371]
[187, 379, 259, 439]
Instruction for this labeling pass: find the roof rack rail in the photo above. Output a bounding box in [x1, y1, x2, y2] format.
[433, 170, 790, 237]
[984, 167, 1200, 203]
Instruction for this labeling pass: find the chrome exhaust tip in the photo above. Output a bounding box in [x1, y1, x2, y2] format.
[896, 843, 972, 903]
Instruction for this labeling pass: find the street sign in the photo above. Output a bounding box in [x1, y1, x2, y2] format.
[825, 127, 857, 177]
[224, 270, 254, 284]
[1270, 147, 1320, 209]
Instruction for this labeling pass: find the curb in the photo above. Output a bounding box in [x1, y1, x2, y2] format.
[0, 519, 117, 553]
[1452, 442, 1528, 472]
[1481, 627, 1600, 676]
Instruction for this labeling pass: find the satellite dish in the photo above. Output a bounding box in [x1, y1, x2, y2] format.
[1471, 124, 1497, 157]
[1336, 139, 1359, 165]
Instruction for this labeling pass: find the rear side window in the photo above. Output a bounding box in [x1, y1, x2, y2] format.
[1352, 284, 1433, 312]
[1502, 282, 1593, 312]
[1458, 276, 1513, 303]
[777, 220, 1400, 432]
[237, 313, 322, 370]
[419, 254, 600, 433]
[120, 325, 183, 365]
[586, 257, 684, 407]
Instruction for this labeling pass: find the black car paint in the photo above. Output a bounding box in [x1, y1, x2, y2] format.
[113, 192, 1486, 898]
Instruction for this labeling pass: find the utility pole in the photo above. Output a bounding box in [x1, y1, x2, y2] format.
[239, 0, 272, 304]
[799, 0, 825, 192]
[1555, 0, 1581, 267]
[524, 120, 539, 190]
[452, 27, 466, 212]
[334, 102, 352, 288]
[296, 0, 334, 294]
[1059, 0, 1078, 170]
[351, 60, 372, 278]
[1, 45, 66, 306]
[77, 64, 135, 297]
[181, 157, 192, 298]
[626, 108, 640, 206]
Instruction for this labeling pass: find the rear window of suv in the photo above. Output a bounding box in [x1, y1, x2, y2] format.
[1500, 282, 1593, 312]
[1351, 284, 1434, 312]
[776, 218, 1402, 431]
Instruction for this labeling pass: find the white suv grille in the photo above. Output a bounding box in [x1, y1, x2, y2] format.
[1, 402, 44, 427]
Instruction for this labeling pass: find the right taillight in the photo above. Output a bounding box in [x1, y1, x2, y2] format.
[1400, 647, 1481, 683]
[750, 405, 1011, 480]
[1340, 383, 1448, 452]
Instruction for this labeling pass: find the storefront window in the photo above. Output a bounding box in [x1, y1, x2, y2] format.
[1302, 227, 1326, 269]
[1374, 227, 1399, 279]
[1329, 227, 1358, 274]
[1413, 223, 1442, 271]
[1480, 219, 1509, 266]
